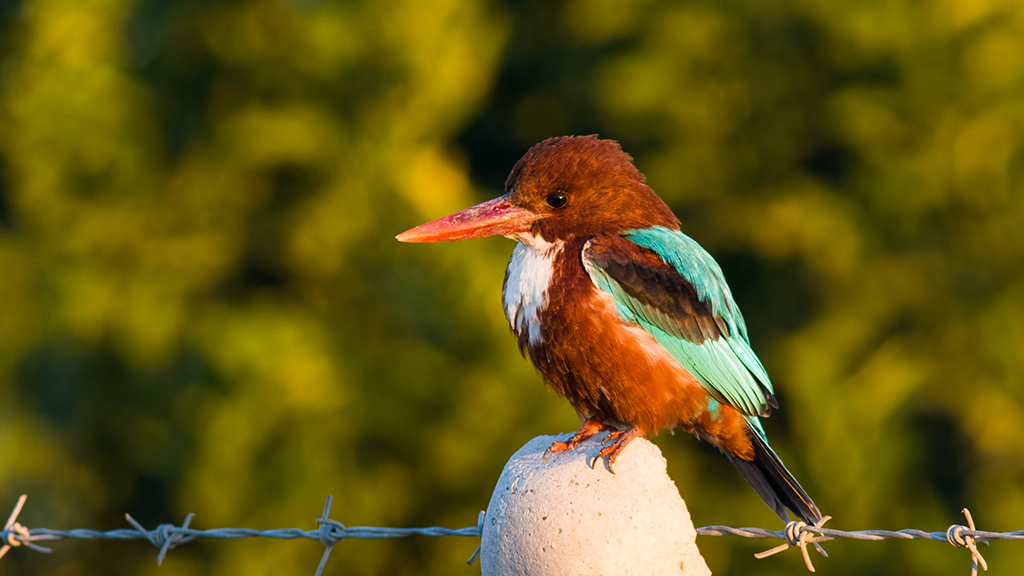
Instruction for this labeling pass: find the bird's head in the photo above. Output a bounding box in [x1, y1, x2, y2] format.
[397, 135, 679, 244]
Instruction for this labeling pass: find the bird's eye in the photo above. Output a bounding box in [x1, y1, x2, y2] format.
[546, 193, 568, 209]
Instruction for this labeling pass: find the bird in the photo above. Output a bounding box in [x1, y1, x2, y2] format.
[397, 135, 822, 524]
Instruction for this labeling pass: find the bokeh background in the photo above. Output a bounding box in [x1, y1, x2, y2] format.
[1, 0, 1023, 574]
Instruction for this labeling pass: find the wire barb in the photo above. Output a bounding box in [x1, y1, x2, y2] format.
[753, 515, 832, 572]
[0, 495, 28, 560]
[946, 508, 988, 576]
[465, 511, 486, 565]
[0, 495, 53, 558]
[314, 495, 344, 576]
[124, 511, 200, 565]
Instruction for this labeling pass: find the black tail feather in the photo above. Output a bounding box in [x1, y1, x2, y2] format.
[726, 431, 822, 524]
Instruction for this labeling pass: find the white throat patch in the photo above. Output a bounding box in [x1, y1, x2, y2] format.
[503, 236, 563, 346]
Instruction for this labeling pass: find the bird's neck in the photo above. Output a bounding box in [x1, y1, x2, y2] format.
[502, 234, 571, 348]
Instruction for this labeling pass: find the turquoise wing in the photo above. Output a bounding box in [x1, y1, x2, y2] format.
[583, 226, 776, 418]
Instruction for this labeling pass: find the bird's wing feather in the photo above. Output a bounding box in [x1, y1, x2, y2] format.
[583, 227, 776, 417]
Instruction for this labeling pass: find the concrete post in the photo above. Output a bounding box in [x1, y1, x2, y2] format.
[480, 432, 711, 576]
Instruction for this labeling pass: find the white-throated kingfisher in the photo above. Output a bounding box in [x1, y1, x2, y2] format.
[397, 135, 822, 524]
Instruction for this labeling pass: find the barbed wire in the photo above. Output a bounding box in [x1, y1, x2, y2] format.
[0, 495, 484, 576]
[1, 494, 1018, 575]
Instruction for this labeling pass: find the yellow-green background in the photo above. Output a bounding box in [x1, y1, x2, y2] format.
[2, 0, 1023, 574]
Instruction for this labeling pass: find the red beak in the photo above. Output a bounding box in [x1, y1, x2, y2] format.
[396, 195, 538, 243]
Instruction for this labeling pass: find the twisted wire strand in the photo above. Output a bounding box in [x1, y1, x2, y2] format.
[0, 495, 1015, 575]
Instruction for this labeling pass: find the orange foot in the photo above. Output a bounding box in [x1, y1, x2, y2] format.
[544, 418, 645, 472]
[595, 427, 644, 472]
[545, 417, 606, 461]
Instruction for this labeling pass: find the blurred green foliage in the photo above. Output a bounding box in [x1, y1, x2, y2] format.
[1, 0, 1023, 574]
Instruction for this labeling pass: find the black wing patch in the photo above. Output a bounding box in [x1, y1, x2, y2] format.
[585, 234, 730, 345]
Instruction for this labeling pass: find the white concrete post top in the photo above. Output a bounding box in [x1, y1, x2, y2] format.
[480, 432, 711, 576]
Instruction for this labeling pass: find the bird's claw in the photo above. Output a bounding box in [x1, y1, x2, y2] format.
[544, 420, 644, 473]
[544, 418, 607, 465]
[594, 428, 644, 472]
[542, 440, 575, 464]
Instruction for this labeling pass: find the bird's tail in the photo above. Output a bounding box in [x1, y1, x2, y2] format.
[725, 422, 822, 524]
